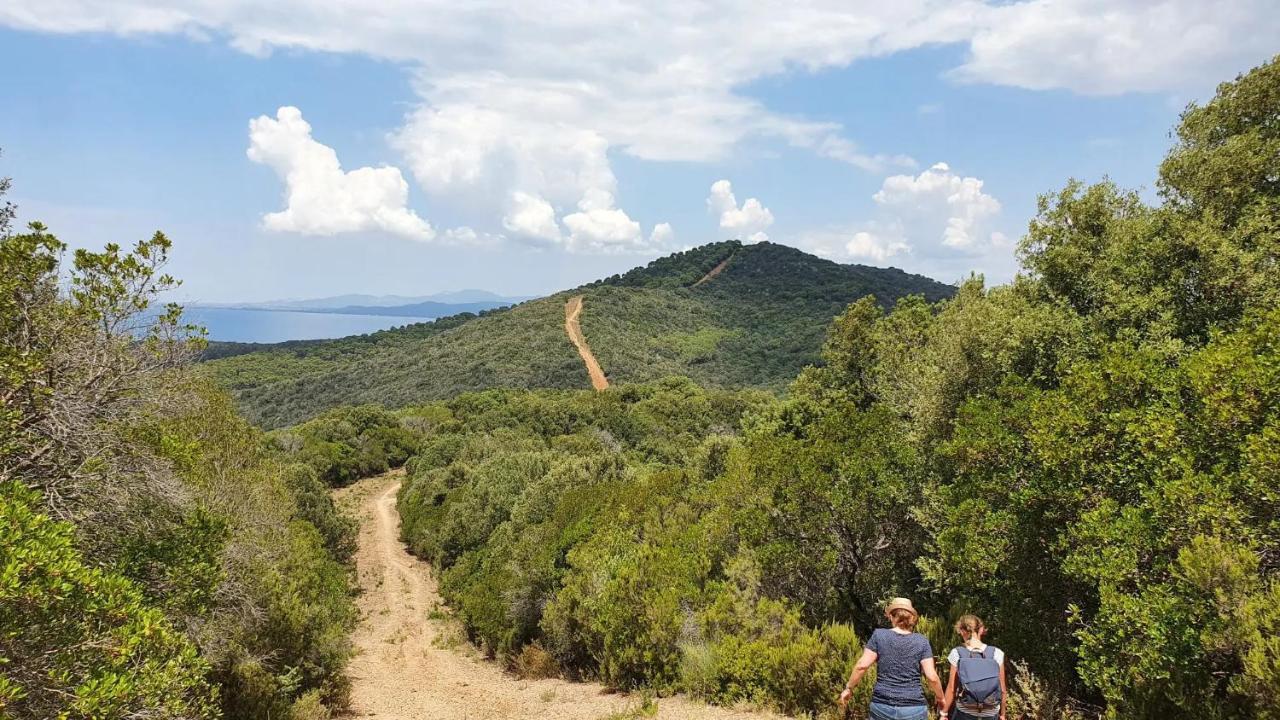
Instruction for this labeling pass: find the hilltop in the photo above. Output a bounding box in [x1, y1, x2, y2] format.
[204, 241, 953, 427]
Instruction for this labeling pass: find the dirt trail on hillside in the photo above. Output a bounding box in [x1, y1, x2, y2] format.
[691, 254, 734, 288]
[336, 472, 782, 720]
[564, 295, 609, 391]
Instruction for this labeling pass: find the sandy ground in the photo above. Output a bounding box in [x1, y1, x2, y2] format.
[564, 296, 610, 391]
[335, 471, 782, 720]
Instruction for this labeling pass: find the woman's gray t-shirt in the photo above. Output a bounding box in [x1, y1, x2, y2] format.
[865, 628, 933, 707]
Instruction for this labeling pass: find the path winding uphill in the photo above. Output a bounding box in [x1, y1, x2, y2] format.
[564, 295, 609, 391]
[691, 253, 733, 288]
[335, 471, 780, 720]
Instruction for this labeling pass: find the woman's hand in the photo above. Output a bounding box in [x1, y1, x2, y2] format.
[838, 687, 853, 707]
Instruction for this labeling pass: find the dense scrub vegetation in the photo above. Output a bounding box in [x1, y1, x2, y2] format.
[395, 381, 889, 717]
[268, 404, 421, 487]
[0, 210, 358, 718]
[395, 57, 1280, 719]
[204, 242, 953, 428]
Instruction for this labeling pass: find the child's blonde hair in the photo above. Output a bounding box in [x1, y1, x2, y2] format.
[955, 614, 985, 637]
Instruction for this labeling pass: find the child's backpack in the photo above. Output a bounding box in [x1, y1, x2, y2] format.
[956, 646, 1002, 709]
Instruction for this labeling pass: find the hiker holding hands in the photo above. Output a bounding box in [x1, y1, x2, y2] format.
[941, 615, 1007, 720]
[838, 598, 946, 720]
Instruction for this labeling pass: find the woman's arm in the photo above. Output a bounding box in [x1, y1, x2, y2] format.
[837, 648, 877, 706]
[922, 658, 946, 716]
[942, 662, 959, 714]
[999, 660, 1009, 719]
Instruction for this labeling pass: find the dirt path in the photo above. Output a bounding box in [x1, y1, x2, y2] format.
[691, 254, 733, 288]
[336, 472, 782, 720]
[564, 295, 609, 391]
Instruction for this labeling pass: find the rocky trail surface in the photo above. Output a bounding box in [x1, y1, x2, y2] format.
[336, 471, 780, 720]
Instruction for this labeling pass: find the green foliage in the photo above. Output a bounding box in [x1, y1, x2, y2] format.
[151, 387, 359, 718]
[0, 480, 217, 719]
[687, 555, 869, 716]
[598, 240, 739, 289]
[0, 210, 358, 719]
[283, 464, 358, 562]
[205, 241, 954, 428]
[271, 404, 420, 486]
[389, 57, 1280, 720]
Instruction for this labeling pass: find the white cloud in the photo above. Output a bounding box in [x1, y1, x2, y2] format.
[562, 207, 640, 253]
[874, 162, 1001, 249]
[502, 192, 561, 245]
[503, 187, 672, 254]
[789, 160, 1007, 279]
[846, 230, 910, 262]
[562, 188, 673, 254]
[649, 222, 674, 247]
[953, 0, 1280, 96]
[708, 180, 774, 243]
[440, 225, 502, 246]
[792, 223, 910, 264]
[247, 106, 434, 241]
[10, 0, 1278, 254]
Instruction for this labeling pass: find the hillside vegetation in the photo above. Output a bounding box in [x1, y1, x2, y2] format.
[1, 220, 359, 718]
[392, 57, 1280, 719]
[204, 242, 952, 428]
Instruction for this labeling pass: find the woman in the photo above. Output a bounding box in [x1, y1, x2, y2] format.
[941, 615, 1008, 720]
[839, 598, 947, 720]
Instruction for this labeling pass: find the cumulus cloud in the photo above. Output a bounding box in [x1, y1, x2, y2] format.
[11, 0, 1278, 253]
[846, 230, 910, 262]
[873, 162, 1001, 249]
[502, 192, 561, 245]
[649, 223, 674, 247]
[791, 161, 1005, 279]
[709, 180, 774, 243]
[247, 106, 434, 241]
[502, 188, 671, 254]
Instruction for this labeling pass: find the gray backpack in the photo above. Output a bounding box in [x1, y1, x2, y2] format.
[955, 646, 1002, 709]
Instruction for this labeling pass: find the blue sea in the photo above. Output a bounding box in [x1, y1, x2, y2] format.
[178, 307, 434, 343]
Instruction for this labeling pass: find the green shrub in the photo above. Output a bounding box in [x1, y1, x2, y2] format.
[0, 481, 217, 720]
[272, 404, 419, 486]
[686, 556, 869, 716]
[284, 463, 358, 562]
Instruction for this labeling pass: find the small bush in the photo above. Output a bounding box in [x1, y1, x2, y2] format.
[289, 690, 333, 720]
[513, 642, 561, 679]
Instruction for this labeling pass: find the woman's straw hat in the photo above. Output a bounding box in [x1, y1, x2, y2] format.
[884, 597, 918, 620]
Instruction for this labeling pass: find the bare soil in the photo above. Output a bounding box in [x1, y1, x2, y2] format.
[564, 295, 609, 391]
[691, 255, 733, 288]
[335, 471, 780, 720]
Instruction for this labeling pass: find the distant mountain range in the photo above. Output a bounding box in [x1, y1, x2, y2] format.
[194, 289, 537, 319]
[205, 289, 533, 311]
[204, 241, 955, 429]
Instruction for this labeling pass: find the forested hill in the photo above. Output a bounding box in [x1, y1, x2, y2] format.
[203, 241, 953, 428]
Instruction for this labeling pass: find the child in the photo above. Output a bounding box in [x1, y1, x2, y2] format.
[941, 615, 1007, 720]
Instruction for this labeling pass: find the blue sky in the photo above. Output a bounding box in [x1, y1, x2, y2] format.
[1, 2, 1275, 302]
